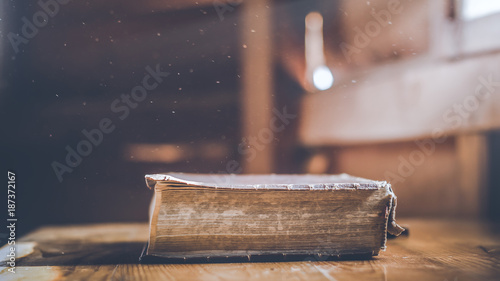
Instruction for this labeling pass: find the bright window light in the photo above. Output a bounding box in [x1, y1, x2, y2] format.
[462, 0, 500, 21]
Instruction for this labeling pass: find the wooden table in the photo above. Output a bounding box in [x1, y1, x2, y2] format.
[1, 219, 499, 281]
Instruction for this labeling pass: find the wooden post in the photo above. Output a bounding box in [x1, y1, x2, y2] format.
[456, 133, 489, 217]
[240, 0, 274, 173]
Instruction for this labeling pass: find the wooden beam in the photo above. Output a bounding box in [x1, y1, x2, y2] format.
[299, 53, 500, 145]
[240, 0, 274, 173]
[456, 133, 488, 217]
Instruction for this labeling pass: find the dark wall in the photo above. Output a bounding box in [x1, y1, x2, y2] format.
[0, 1, 245, 237]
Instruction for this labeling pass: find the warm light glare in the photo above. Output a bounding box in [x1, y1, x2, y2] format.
[462, 0, 500, 20]
[313, 65, 334, 91]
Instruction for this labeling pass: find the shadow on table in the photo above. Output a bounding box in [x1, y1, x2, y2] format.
[1, 240, 380, 266]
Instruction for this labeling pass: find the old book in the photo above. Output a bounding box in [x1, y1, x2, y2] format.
[141, 173, 404, 262]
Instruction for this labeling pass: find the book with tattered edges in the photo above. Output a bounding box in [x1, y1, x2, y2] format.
[140, 173, 404, 263]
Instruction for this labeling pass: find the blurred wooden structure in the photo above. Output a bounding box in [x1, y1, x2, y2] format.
[298, 0, 500, 218]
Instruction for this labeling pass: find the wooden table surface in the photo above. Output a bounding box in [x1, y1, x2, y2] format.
[1, 219, 499, 281]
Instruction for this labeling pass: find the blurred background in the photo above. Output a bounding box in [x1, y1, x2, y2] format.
[1, 0, 499, 238]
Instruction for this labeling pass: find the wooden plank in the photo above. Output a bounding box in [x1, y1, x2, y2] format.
[299, 53, 500, 145]
[1, 220, 500, 280]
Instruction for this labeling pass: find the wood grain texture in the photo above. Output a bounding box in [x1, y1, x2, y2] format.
[1, 219, 499, 280]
